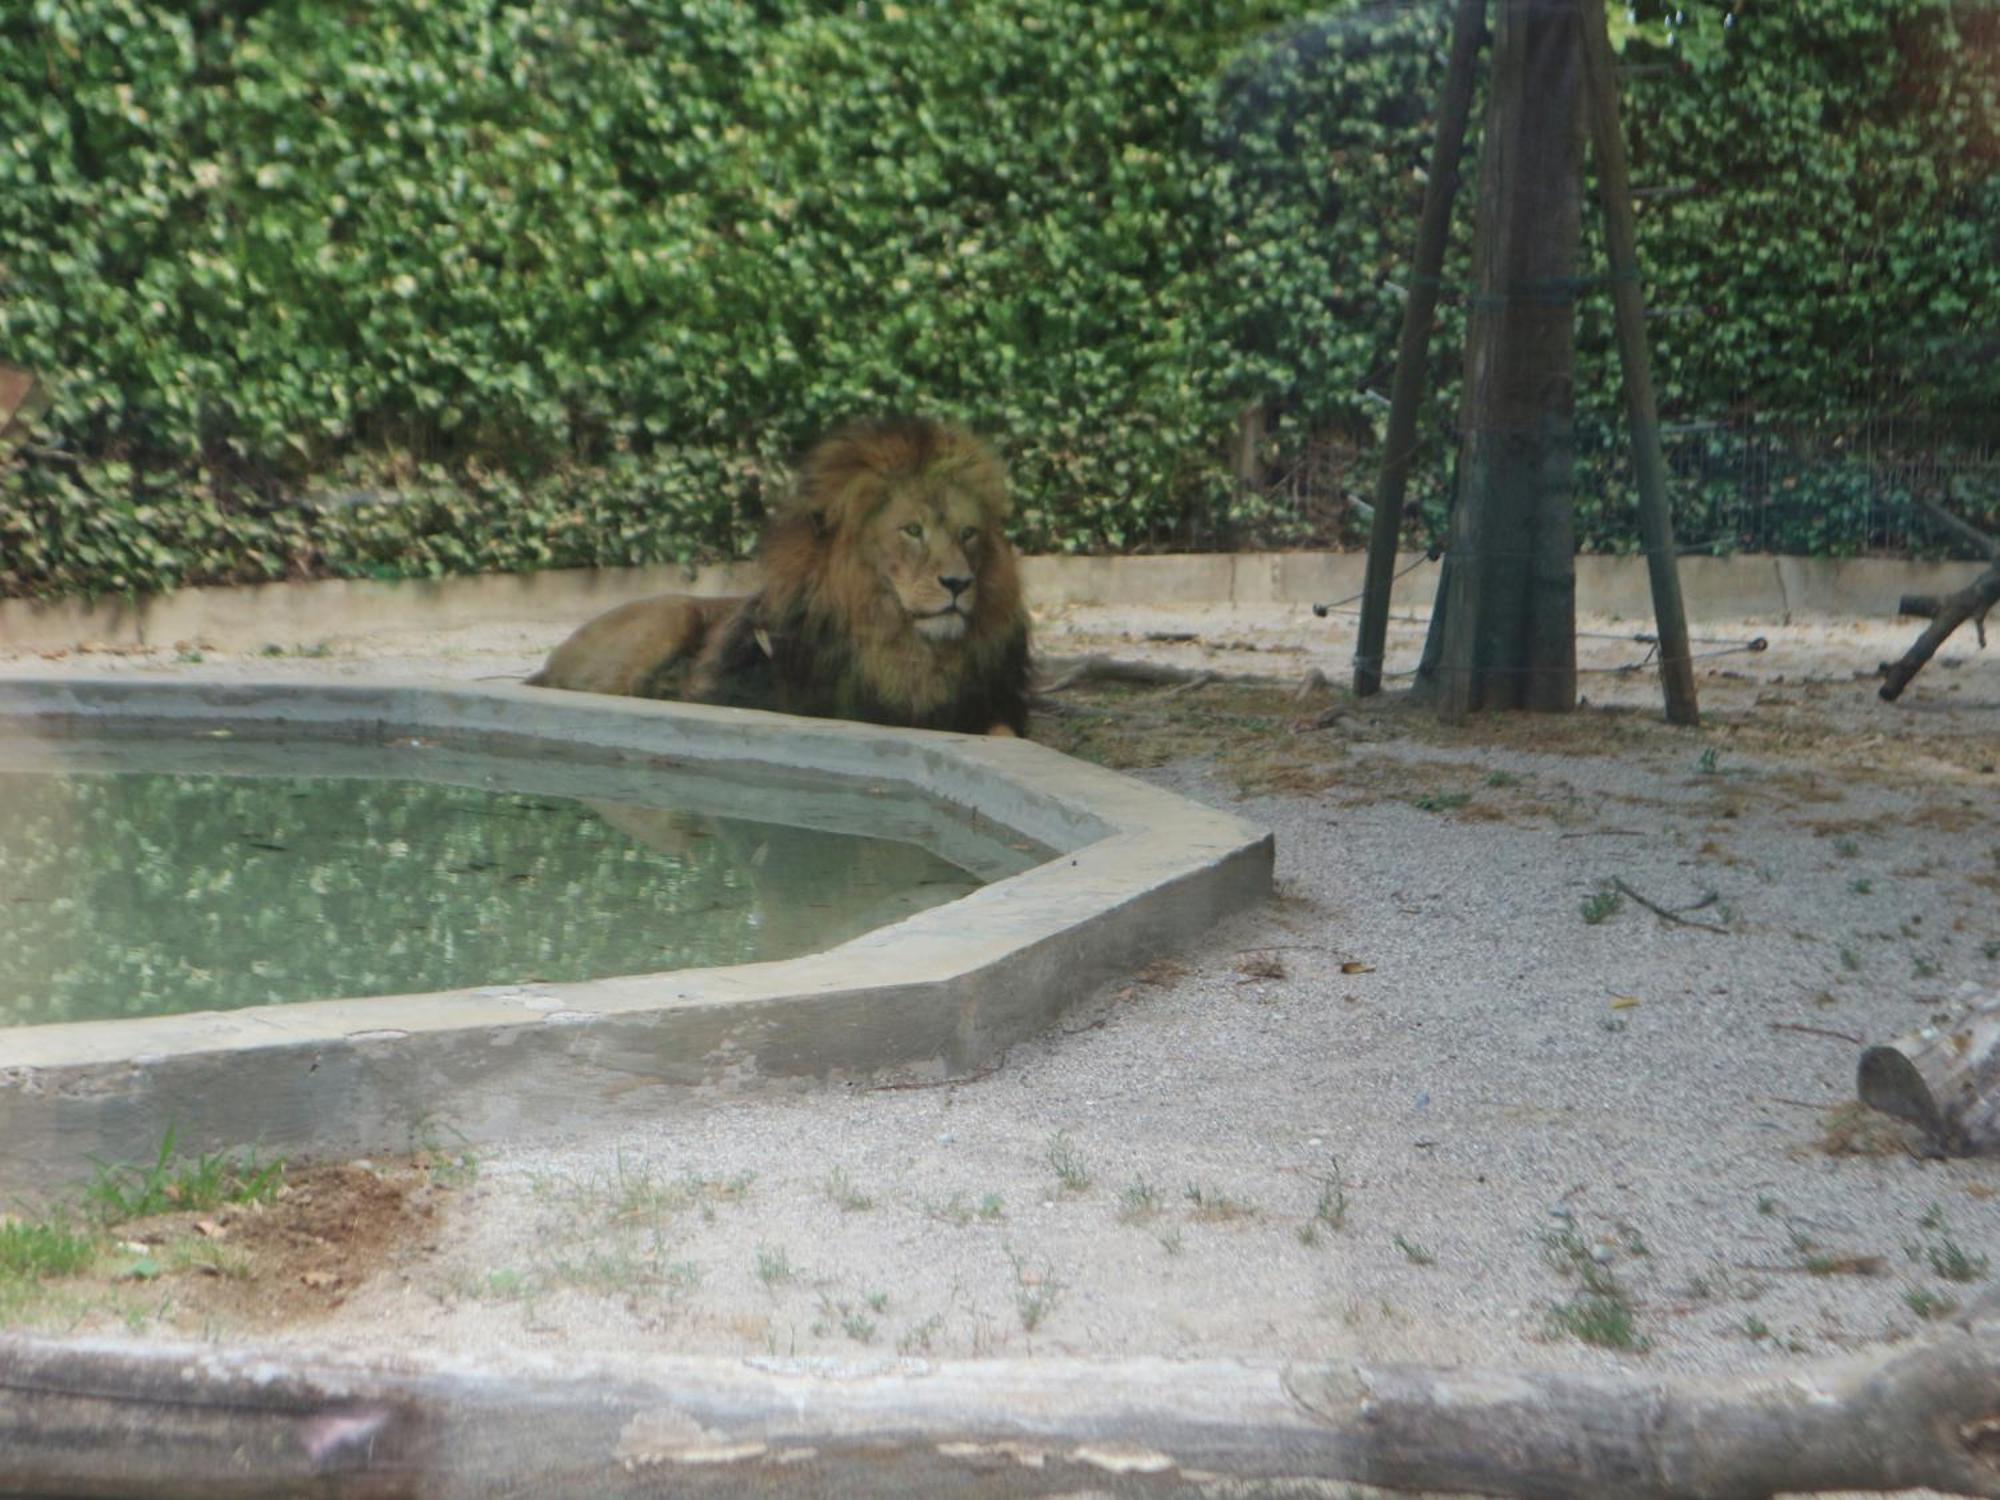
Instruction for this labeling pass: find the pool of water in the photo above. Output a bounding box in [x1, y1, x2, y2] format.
[0, 737, 1040, 1029]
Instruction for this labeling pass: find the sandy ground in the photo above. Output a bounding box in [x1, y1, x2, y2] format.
[5, 595, 2000, 1492]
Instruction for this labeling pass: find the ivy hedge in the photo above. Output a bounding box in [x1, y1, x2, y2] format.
[1, 0, 1993, 599]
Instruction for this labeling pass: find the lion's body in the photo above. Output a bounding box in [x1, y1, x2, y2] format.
[527, 418, 1031, 736]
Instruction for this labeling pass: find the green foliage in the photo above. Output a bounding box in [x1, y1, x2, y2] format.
[83, 1128, 284, 1224]
[0, 1214, 96, 1280]
[1, 0, 1992, 599]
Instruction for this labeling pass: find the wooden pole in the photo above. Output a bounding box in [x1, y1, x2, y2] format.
[1353, 0, 1488, 698]
[1575, 0, 1700, 726]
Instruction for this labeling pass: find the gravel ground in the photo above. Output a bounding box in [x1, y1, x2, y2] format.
[6, 594, 1998, 1494]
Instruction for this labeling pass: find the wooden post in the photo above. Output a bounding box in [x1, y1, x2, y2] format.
[1353, 0, 1487, 699]
[1575, 0, 1700, 726]
[1424, 0, 1584, 721]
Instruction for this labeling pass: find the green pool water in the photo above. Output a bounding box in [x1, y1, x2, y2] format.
[0, 740, 1030, 1029]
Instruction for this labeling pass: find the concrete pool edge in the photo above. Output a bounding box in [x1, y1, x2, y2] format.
[0, 676, 1272, 1187]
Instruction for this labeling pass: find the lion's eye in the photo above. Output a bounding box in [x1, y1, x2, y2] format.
[959, 526, 979, 544]
[901, 521, 924, 540]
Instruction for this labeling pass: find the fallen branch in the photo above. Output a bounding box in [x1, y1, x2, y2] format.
[1768, 1021, 1864, 1046]
[1879, 502, 2000, 701]
[1610, 877, 1730, 932]
[9, 1321, 2000, 1498]
[1879, 560, 2000, 699]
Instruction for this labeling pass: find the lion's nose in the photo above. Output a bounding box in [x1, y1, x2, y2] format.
[940, 575, 973, 599]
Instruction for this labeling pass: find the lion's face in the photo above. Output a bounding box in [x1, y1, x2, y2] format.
[861, 482, 993, 645]
[747, 417, 1029, 731]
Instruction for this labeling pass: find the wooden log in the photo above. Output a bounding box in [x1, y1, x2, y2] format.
[1859, 988, 2000, 1154]
[8, 1324, 2000, 1499]
[1878, 557, 2000, 701]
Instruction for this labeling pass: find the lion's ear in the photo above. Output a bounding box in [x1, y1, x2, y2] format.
[806, 507, 833, 541]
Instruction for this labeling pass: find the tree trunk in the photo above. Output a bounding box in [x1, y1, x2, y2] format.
[8, 1325, 2000, 1498]
[1419, 0, 1582, 718]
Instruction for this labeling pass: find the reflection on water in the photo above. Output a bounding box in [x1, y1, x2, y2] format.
[0, 769, 984, 1028]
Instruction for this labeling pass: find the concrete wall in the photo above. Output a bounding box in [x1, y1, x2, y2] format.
[1, 553, 1985, 652]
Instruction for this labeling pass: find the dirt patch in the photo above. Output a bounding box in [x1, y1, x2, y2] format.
[5, 1158, 451, 1337]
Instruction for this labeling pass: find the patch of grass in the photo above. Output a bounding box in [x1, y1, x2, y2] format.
[1742, 1314, 1770, 1341]
[1235, 952, 1287, 981]
[897, 1313, 946, 1355]
[1580, 887, 1622, 926]
[1549, 1293, 1648, 1351]
[1156, 1229, 1184, 1257]
[544, 1248, 702, 1299]
[1928, 1238, 1990, 1284]
[83, 1130, 284, 1225]
[1116, 1177, 1161, 1225]
[1756, 1194, 1780, 1216]
[1313, 1167, 1349, 1233]
[411, 1122, 479, 1189]
[1906, 1287, 1959, 1320]
[1913, 956, 1942, 979]
[977, 1192, 1005, 1222]
[472, 1268, 534, 1301]
[1542, 1226, 1647, 1351]
[562, 1157, 754, 1227]
[1410, 790, 1471, 813]
[1045, 1131, 1090, 1195]
[1695, 746, 1721, 776]
[0, 1217, 97, 1280]
[754, 1244, 796, 1288]
[1833, 836, 1861, 858]
[823, 1168, 874, 1213]
[1183, 1182, 1257, 1223]
[922, 1194, 976, 1227]
[1848, 877, 1874, 895]
[169, 1238, 250, 1280]
[1840, 945, 1863, 972]
[1483, 769, 1522, 788]
[1392, 1233, 1436, 1267]
[1006, 1247, 1064, 1333]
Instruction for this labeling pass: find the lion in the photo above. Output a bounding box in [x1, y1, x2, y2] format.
[527, 417, 1031, 736]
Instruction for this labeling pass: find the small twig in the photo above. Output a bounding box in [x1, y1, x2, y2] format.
[1732, 1257, 1887, 1278]
[864, 1061, 1005, 1093]
[1611, 877, 1730, 932]
[1758, 1095, 1843, 1111]
[1767, 1022, 1864, 1046]
[1558, 829, 1647, 839]
[1157, 670, 1216, 699]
